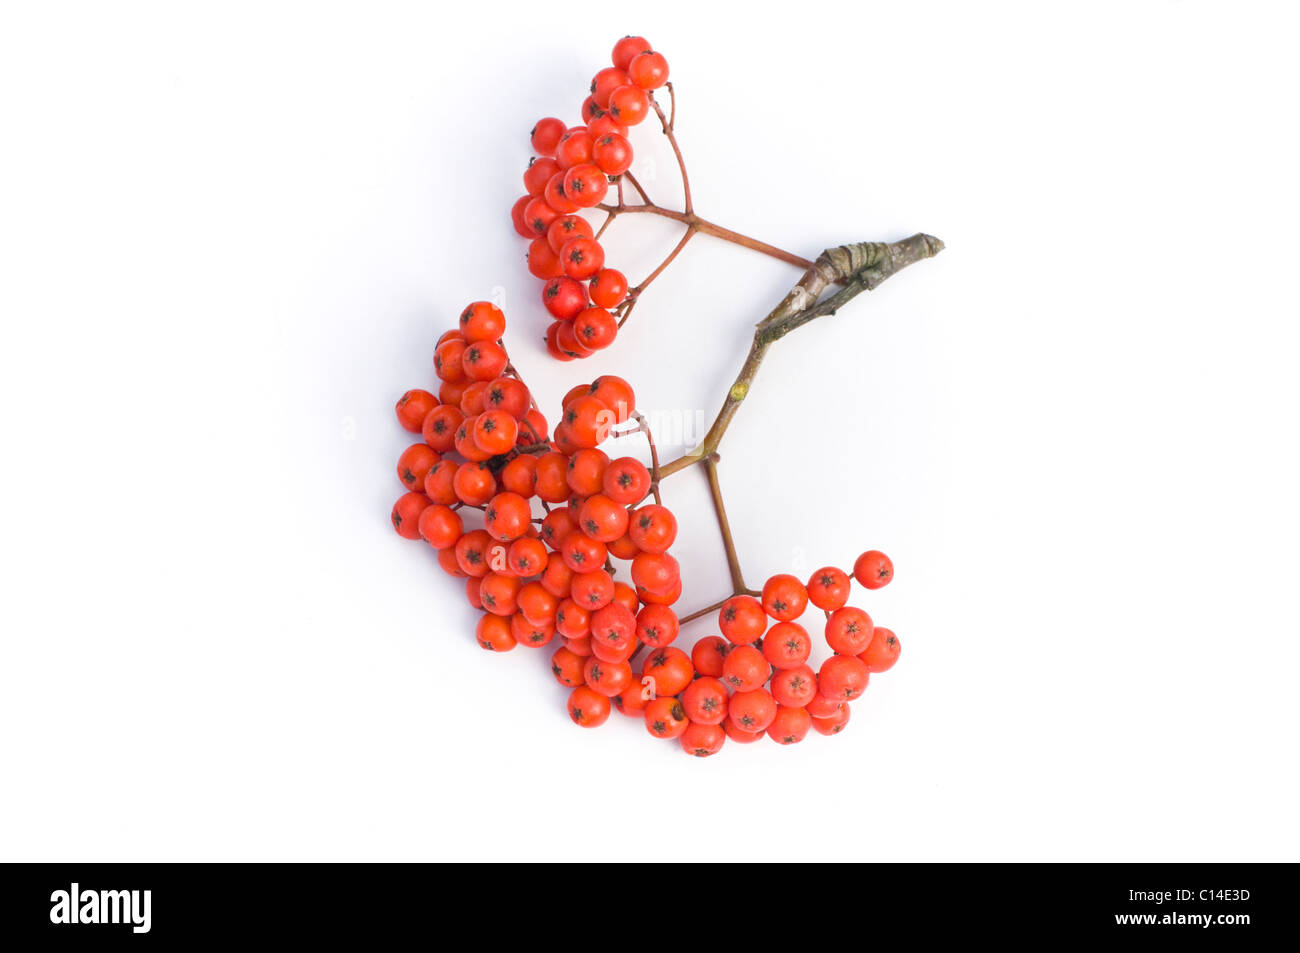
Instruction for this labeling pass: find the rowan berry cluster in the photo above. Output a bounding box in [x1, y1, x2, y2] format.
[391, 35, 932, 756]
[671, 559, 901, 754]
[509, 36, 670, 360]
[392, 302, 699, 731]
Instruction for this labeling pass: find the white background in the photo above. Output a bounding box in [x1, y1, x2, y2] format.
[2, 1, 1298, 862]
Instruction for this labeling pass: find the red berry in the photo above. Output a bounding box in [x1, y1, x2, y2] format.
[589, 375, 636, 421]
[568, 686, 611, 727]
[531, 117, 566, 156]
[522, 196, 560, 237]
[571, 306, 618, 351]
[611, 36, 652, 72]
[766, 705, 811, 745]
[806, 693, 845, 720]
[395, 389, 437, 432]
[818, 655, 870, 700]
[691, 636, 730, 678]
[555, 599, 591, 640]
[728, 689, 777, 734]
[643, 696, 688, 739]
[423, 459, 458, 505]
[523, 156, 561, 196]
[565, 448, 609, 496]
[396, 443, 438, 489]
[762, 621, 812, 669]
[679, 721, 726, 757]
[452, 460, 496, 506]
[586, 113, 629, 140]
[512, 613, 554, 648]
[613, 679, 650, 717]
[560, 236, 605, 279]
[811, 704, 852, 736]
[550, 646, 586, 687]
[461, 340, 508, 382]
[473, 409, 518, 456]
[526, 238, 563, 279]
[724, 720, 764, 745]
[642, 646, 693, 696]
[570, 569, 615, 611]
[421, 404, 463, 454]
[543, 323, 572, 361]
[807, 566, 852, 611]
[680, 676, 729, 726]
[583, 656, 633, 697]
[547, 214, 595, 254]
[592, 133, 633, 175]
[630, 551, 680, 595]
[627, 51, 669, 90]
[417, 503, 462, 550]
[608, 85, 650, 125]
[554, 322, 593, 360]
[628, 504, 677, 553]
[543, 276, 588, 320]
[484, 491, 532, 542]
[390, 492, 431, 540]
[858, 626, 901, 673]
[476, 613, 517, 652]
[484, 376, 530, 420]
[589, 601, 636, 650]
[588, 268, 628, 308]
[562, 163, 608, 208]
[771, 664, 818, 708]
[517, 578, 557, 622]
[635, 604, 679, 648]
[578, 493, 629, 542]
[761, 573, 809, 622]
[722, 644, 770, 693]
[590, 67, 630, 108]
[564, 394, 615, 447]
[825, 606, 874, 656]
[717, 595, 766, 644]
[478, 572, 521, 615]
[511, 194, 534, 238]
[543, 171, 579, 213]
[853, 550, 894, 589]
[555, 129, 595, 170]
[602, 456, 651, 504]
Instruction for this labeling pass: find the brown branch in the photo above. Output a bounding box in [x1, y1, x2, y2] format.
[657, 234, 944, 477]
[701, 453, 748, 594]
[595, 203, 814, 273]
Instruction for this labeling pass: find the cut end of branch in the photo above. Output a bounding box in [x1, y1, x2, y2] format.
[756, 232, 944, 342]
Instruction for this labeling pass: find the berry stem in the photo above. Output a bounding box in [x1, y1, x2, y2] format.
[650, 86, 691, 214]
[677, 594, 753, 625]
[616, 228, 696, 328]
[622, 170, 655, 207]
[631, 412, 664, 505]
[598, 202, 816, 272]
[701, 453, 749, 595]
[656, 234, 944, 477]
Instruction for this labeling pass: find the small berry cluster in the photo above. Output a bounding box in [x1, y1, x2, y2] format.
[508, 36, 670, 360]
[669, 556, 901, 755]
[392, 302, 698, 734]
